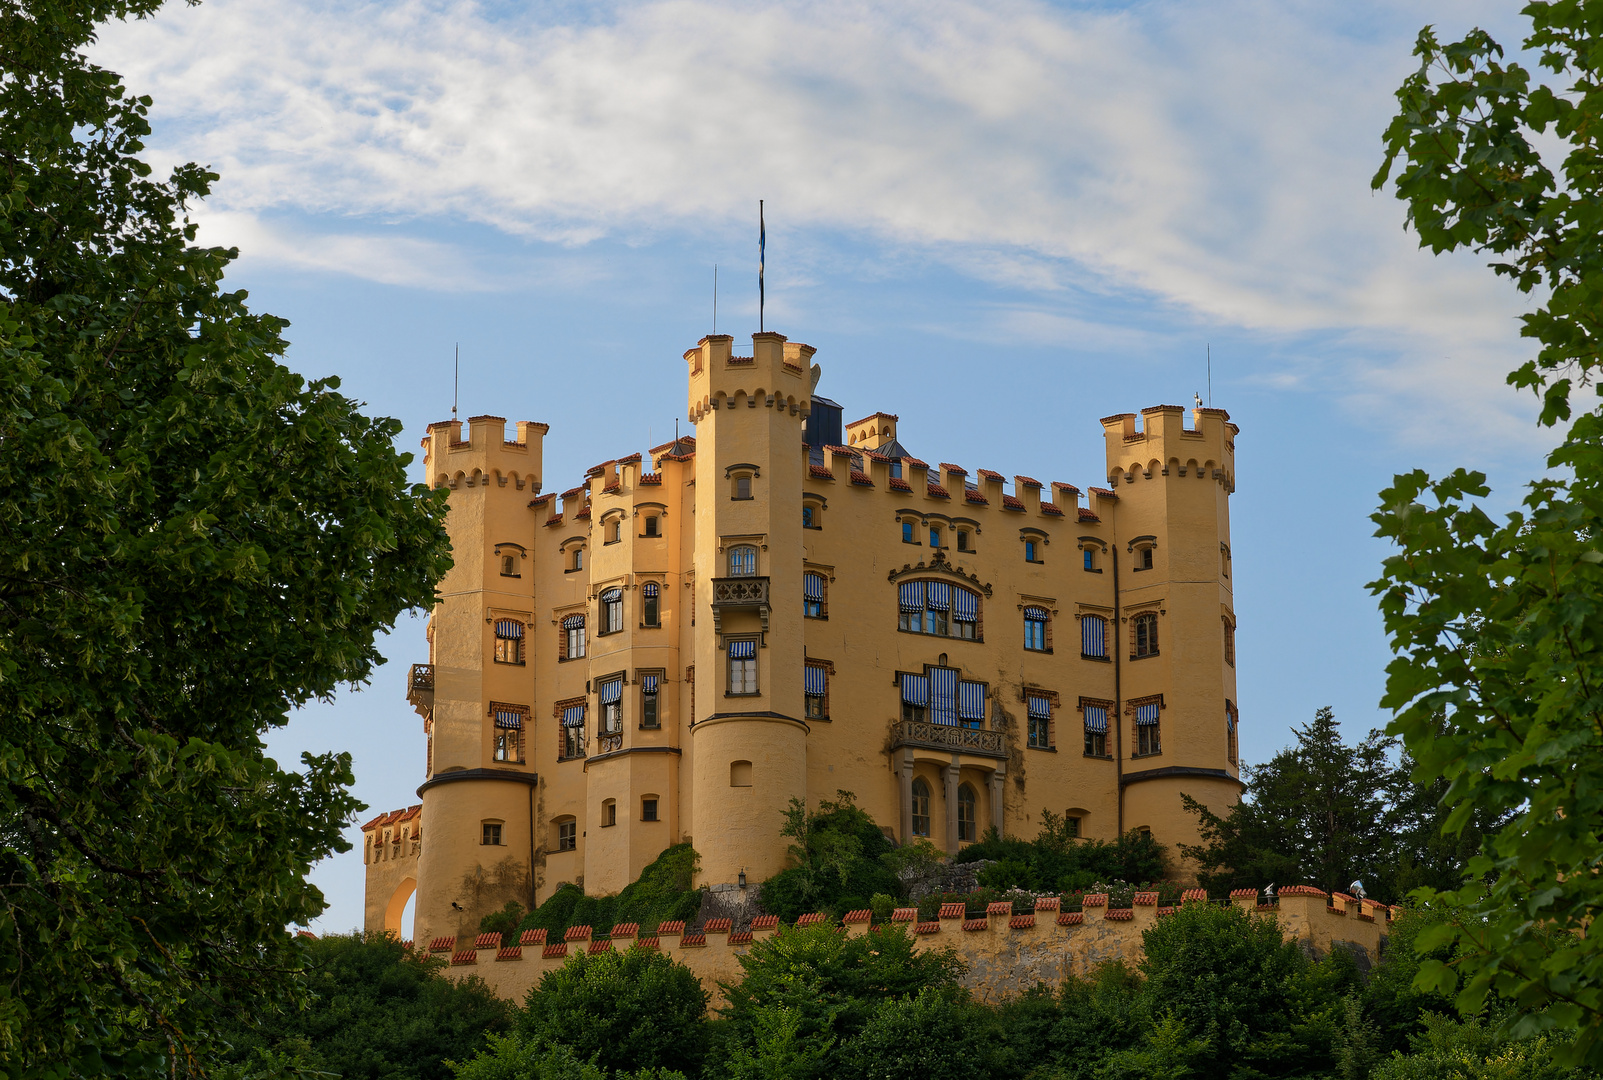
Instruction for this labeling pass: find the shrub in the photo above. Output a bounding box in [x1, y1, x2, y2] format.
[957, 817, 1167, 890]
[762, 792, 902, 921]
[844, 988, 999, 1080]
[517, 844, 704, 940]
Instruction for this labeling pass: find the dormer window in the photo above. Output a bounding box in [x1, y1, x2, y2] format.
[890, 462, 903, 479]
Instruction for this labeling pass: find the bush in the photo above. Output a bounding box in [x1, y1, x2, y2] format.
[844, 988, 999, 1080]
[516, 948, 708, 1076]
[517, 844, 704, 940]
[447, 1038, 689, 1080]
[1369, 1011, 1589, 1080]
[762, 792, 902, 921]
[957, 816, 1168, 891]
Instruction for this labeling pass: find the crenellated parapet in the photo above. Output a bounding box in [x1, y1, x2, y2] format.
[423, 415, 549, 493]
[362, 805, 422, 936]
[1101, 406, 1237, 494]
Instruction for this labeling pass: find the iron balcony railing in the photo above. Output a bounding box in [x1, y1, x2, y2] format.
[893, 720, 1006, 759]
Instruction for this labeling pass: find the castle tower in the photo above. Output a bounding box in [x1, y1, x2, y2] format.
[1099, 406, 1241, 854]
[684, 333, 814, 886]
[411, 415, 547, 944]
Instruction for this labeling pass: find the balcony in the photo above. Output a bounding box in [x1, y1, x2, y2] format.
[710, 575, 770, 633]
[892, 720, 1006, 760]
[407, 663, 434, 719]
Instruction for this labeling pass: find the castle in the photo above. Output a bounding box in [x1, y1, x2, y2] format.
[362, 329, 1243, 946]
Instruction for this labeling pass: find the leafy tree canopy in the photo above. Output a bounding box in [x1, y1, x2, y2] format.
[1372, 2, 1603, 1063]
[0, 0, 451, 1073]
[761, 791, 900, 922]
[958, 810, 1167, 894]
[508, 843, 704, 942]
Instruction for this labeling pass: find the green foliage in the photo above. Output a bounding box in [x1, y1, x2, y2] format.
[0, 1, 451, 1075]
[877, 837, 943, 880]
[762, 792, 900, 921]
[516, 947, 708, 1077]
[482, 902, 527, 946]
[956, 815, 1167, 893]
[517, 844, 703, 939]
[216, 932, 513, 1080]
[1180, 708, 1505, 902]
[843, 988, 1000, 1080]
[447, 1037, 688, 1080]
[718, 922, 966, 1076]
[1370, 1011, 1596, 1080]
[1373, 6, 1603, 1063]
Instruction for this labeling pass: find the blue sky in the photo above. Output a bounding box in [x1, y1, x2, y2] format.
[94, 0, 1552, 934]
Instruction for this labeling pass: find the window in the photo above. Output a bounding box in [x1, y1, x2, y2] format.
[804, 572, 827, 618]
[901, 672, 927, 722]
[1025, 539, 1041, 563]
[501, 553, 519, 576]
[957, 530, 970, 552]
[602, 800, 617, 827]
[929, 526, 941, 548]
[803, 505, 817, 529]
[560, 702, 585, 759]
[1135, 545, 1154, 570]
[562, 614, 586, 660]
[958, 784, 977, 842]
[642, 582, 661, 627]
[600, 588, 624, 634]
[728, 639, 758, 695]
[901, 669, 984, 728]
[570, 547, 584, 572]
[1223, 618, 1235, 666]
[556, 819, 577, 851]
[890, 461, 903, 479]
[1024, 607, 1049, 652]
[494, 619, 524, 664]
[640, 673, 660, 728]
[1221, 543, 1231, 578]
[1133, 613, 1158, 658]
[911, 778, 931, 838]
[642, 797, 659, 822]
[644, 515, 660, 537]
[482, 823, 503, 846]
[1226, 700, 1239, 765]
[1083, 701, 1109, 757]
[1064, 815, 1081, 838]
[728, 545, 758, 577]
[1135, 698, 1162, 756]
[1027, 694, 1053, 749]
[897, 580, 979, 640]
[733, 473, 752, 499]
[1084, 548, 1098, 571]
[605, 519, 622, 544]
[902, 521, 916, 544]
[1081, 615, 1108, 659]
[805, 662, 828, 719]
[730, 760, 752, 787]
[599, 676, 623, 733]
[492, 704, 525, 761]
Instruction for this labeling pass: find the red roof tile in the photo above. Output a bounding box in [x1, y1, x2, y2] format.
[496, 946, 523, 961]
[962, 918, 989, 931]
[1182, 889, 1208, 902]
[850, 471, 873, 486]
[574, 507, 591, 520]
[976, 469, 1004, 481]
[841, 909, 872, 924]
[965, 490, 988, 504]
[846, 411, 900, 428]
[1035, 897, 1061, 911]
[729, 930, 754, 945]
[795, 913, 828, 927]
[610, 923, 640, 938]
[1229, 889, 1258, 899]
[986, 901, 1012, 916]
[1078, 509, 1100, 522]
[427, 936, 455, 952]
[466, 414, 507, 423]
[679, 932, 707, 947]
[808, 464, 835, 479]
[565, 925, 592, 941]
[1010, 914, 1037, 930]
[474, 932, 500, 948]
[1089, 487, 1119, 499]
[1053, 481, 1081, 494]
[938, 463, 967, 475]
[1106, 908, 1134, 921]
[634, 937, 661, 950]
[903, 456, 929, 469]
[1015, 475, 1042, 487]
[1040, 502, 1064, 516]
[542, 943, 568, 959]
[544, 514, 563, 527]
[914, 921, 941, 935]
[450, 950, 477, 965]
[926, 483, 951, 499]
[587, 939, 613, 954]
[639, 473, 663, 484]
[1058, 912, 1083, 926]
[892, 907, 918, 922]
[519, 929, 547, 945]
[1134, 892, 1159, 905]
[1082, 893, 1108, 907]
[1002, 494, 1025, 510]
[702, 918, 732, 934]
[938, 902, 966, 919]
[889, 477, 913, 492]
[656, 921, 686, 935]
[750, 915, 779, 931]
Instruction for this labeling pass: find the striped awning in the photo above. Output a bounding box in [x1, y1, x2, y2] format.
[562, 705, 585, 727]
[599, 678, 622, 704]
[494, 708, 524, 729]
[805, 664, 827, 696]
[804, 573, 825, 601]
[1027, 695, 1052, 720]
[899, 581, 925, 613]
[641, 674, 659, 693]
[926, 581, 951, 611]
[1136, 701, 1161, 726]
[1084, 704, 1108, 733]
[1024, 606, 1048, 622]
[958, 680, 985, 721]
[728, 640, 756, 659]
[952, 588, 977, 623]
[931, 667, 957, 725]
[562, 614, 585, 629]
[642, 582, 659, 599]
[495, 619, 523, 638]
[1081, 615, 1105, 657]
[901, 673, 929, 707]
[600, 587, 621, 603]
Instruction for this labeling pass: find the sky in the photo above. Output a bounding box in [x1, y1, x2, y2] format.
[91, 0, 1554, 936]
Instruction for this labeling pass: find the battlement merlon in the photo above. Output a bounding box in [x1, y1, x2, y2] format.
[685, 332, 815, 423]
[1101, 406, 1237, 492]
[423, 417, 548, 493]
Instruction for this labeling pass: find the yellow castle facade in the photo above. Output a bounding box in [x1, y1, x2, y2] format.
[363, 330, 1243, 945]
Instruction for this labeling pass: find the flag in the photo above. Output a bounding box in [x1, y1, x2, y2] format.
[759, 200, 765, 332]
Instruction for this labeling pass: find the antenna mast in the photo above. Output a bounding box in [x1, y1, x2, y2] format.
[1206, 343, 1212, 407]
[758, 200, 765, 334]
[714, 265, 718, 335]
[453, 343, 459, 420]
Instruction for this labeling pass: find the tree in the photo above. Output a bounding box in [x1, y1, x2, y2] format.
[1371, 3, 1603, 1064]
[761, 792, 900, 921]
[0, 0, 452, 1073]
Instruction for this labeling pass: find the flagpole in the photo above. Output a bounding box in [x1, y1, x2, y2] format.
[759, 200, 765, 334]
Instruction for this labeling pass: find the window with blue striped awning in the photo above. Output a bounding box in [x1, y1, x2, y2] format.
[1024, 606, 1048, 622]
[1136, 701, 1161, 725]
[1081, 615, 1106, 657]
[728, 639, 756, 659]
[599, 678, 622, 704]
[1084, 704, 1108, 733]
[562, 705, 585, 726]
[804, 572, 825, 601]
[562, 614, 585, 629]
[927, 581, 951, 611]
[958, 680, 985, 721]
[901, 673, 929, 706]
[641, 674, 659, 693]
[643, 582, 659, 598]
[931, 667, 958, 725]
[495, 620, 523, 638]
[899, 581, 925, 612]
[600, 587, 622, 603]
[494, 708, 524, 729]
[1027, 695, 1053, 719]
[805, 664, 827, 696]
[952, 587, 977, 622]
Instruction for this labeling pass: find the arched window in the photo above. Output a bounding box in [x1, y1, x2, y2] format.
[957, 784, 977, 842]
[600, 588, 623, 634]
[602, 799, 617, 827]
[728, 545, 758, 577]
[1133, 613, 1158, 658]
[732, 473, 753, 499]
[554, 816, 577, 851]
[1023, 607, 1049, 652]
[642, 582, 660, 627]
[494, 619, 524, 664]
[911, 778, 931, 838]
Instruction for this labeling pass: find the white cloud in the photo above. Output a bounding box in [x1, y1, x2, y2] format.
[92, 0, 1546, 444]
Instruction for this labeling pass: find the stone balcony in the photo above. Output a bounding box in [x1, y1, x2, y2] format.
[892, 720, 1006, 760]
[710, 575, 770, 633]
[407, 663, 434, 719]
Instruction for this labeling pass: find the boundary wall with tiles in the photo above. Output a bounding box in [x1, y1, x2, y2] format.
[429, 886, 1395, 1007]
